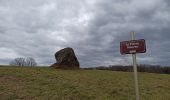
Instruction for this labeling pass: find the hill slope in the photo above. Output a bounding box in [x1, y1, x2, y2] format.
[0, 66, 170, 100]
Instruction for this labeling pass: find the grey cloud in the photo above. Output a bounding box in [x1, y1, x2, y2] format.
[0, 0, 170, 67]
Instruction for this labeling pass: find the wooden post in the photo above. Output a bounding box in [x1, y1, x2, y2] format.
[131, 32, 140, 100]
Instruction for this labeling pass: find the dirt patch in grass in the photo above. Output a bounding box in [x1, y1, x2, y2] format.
[0, 76, 26, 82]
[0, 76, 30, 99]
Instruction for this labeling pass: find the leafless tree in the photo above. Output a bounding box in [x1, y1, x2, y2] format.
[10, 57, 25, 66]
[10, 57, 37, 67]
[25, 57, 37, 67]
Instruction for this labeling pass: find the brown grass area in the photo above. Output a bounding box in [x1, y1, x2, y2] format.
[0, 66, 170, 100]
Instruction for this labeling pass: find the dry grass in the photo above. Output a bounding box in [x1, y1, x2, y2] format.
[0, 66, 170, 100]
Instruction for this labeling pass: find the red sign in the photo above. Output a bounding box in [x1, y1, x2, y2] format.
[120, 39, 146, 54]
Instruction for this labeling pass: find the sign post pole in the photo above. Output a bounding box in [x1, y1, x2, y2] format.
[131, 32, 140, 100]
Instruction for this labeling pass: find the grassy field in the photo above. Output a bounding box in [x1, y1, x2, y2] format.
[0, 66, 170, 100]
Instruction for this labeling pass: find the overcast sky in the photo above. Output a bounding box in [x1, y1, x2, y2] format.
[0, 0, 170, 67]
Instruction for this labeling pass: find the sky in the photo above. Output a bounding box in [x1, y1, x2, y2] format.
[0, 0, 170, 67]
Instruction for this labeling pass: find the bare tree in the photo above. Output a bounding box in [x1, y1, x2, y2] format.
[10, 57, 37, 67]
[25, 57, 37, 67]
[10, 57, 25, 66]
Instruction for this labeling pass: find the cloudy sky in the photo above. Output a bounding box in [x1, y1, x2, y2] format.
[0, 0, 170, 67]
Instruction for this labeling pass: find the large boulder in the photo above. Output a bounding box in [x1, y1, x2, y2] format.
[51, 47, 80, 69]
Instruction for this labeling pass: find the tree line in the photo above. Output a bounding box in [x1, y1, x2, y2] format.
[84, 64, 170, 74]
[10, 57, 37, 67]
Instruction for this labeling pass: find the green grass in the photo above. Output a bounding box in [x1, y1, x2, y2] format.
[0, 66, 170, 100]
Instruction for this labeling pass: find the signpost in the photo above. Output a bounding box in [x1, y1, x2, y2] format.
[120, 39, 146, 54]
[120, 32, 146, 100]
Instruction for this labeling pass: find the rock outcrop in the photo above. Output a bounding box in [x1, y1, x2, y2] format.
[51, 47, 80, 69]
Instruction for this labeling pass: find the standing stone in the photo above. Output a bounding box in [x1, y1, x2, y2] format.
[51, 47, 80, 69]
